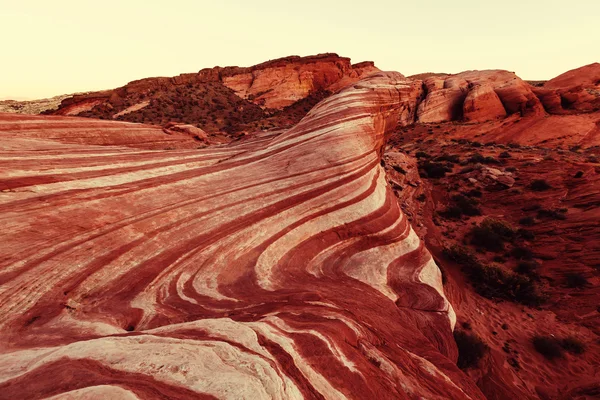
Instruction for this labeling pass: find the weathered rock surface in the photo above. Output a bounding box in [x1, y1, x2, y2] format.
[221, 54, 379, 108]
[0, 94, 77, 115]
[414, 70, 545, 123]
[463, 84, 506, 123]
[534, 63, 600, 114]
[0, 113, 201, 149]
[0, 73, 484, 400]
[545, 62, 600, 89]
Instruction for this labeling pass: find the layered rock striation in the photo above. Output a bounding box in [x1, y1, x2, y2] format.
[0, 73, 484, 399]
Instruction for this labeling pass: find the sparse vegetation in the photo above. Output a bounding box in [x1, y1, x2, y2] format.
[561, 337, 586, 354]
[565, 272, 589, 288]
[511, 246, 534, 260]
[574, 171, 584, 178]
[443, 245, 544, 306]
[536, 208, 567, 220]
[469, 218, 515, 252]
[529, 179, 551, 191]
[454, 330, 488, 369]
[435, 153, 460, 163]
[532, 336, 564, 360]
[532, 335, 586, 360]
[519, 216, 536, 226]
[418, 160, 452, 179]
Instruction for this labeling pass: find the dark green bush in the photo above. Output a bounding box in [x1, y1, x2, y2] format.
[454, 330, 488, 369]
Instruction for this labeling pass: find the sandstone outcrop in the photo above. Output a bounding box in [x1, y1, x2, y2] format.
[415, 70, 545, 123]
[0, 94, 77, 115]
[0, 112, 202, 149]
[0, 73, 484, 399]
[220, 54, 379, 108]
[462, 84, 506, 123]
[535, 63, 600, 113]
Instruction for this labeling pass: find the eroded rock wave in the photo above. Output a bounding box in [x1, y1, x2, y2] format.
[0, 73, 483, 399]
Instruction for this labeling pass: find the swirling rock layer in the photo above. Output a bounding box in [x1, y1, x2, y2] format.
[0, 73, 484, 399]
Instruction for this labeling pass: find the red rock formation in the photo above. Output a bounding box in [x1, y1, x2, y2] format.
[536, 63, 600, 114]
[414, 70, 545, 123]
[0, 112, 201, 149]
[0, 73, 485, 399]
[545, 63, 600, 89]
[219, 54, 379, 108]
[463, 84, 506, 123]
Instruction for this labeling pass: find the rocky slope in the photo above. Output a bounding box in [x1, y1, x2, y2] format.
[47, 54, 379, 137]
[45, 59, 600, 150]
[0, 94, 75, 115]
[383, 121, 600, 400]
[0, 73, 485, 399]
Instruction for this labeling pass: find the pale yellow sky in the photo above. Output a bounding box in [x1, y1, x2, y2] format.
[1, 0, 598, 99]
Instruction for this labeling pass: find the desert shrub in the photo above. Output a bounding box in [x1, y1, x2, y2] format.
[529, 179, 551, 191]
[443, 245, 479, 268]
[392, 165, 407, 175]
[515, 261, 539, 278]
[470, 219, 515, 252]
[464, 189, 482, 198]
[439, 205, 463, 219]
[470, 141, 483, 148]
[532, 336, 564, 360]
[451, 194, 481, 216]
[574, 171, 584, 178]
[561, 337, 585, 354]
[499, 151, 512, 159]
[506, 166, 517, 172]
[454, 330, 488, 369]
[419, 161, 452, 179]
[537, 208, 567, 220]
[467, 153, 486, 164]
[532, 335, 586, 360]
[519, 216, 536, 226]
[443, 245, 544, 306]
[565, 272, 589, 288]
[511, 246, 534, 260]
[415, 151, 430, 159]
[416, 193, 426, 202]
[522, 204, 541, 212]
[517, 228, 536, 241]
[435, 153, 460, 163]
[508, 143, 521, 149]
